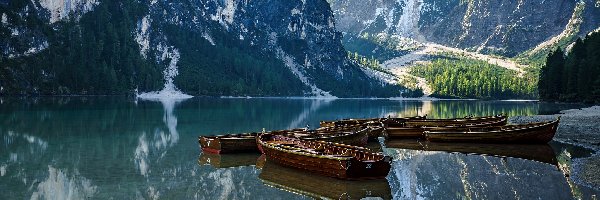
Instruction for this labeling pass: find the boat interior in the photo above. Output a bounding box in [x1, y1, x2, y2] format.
[263, 135, 385, 161]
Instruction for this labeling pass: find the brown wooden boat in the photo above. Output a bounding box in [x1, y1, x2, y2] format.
[424, 118, 560, 143]
[199, 132, 260, 154]
[257, 155, 392, 199]
[318, 121, 386, 141]
[386, 115, 508, 138]
[319, 115, 426, 128]
[396, 114, 506, 127]
[257, 133, 392, 179]
[198, 152, 261, 168]
[199, 126, 369, 154]
[385, 139, 558, 165]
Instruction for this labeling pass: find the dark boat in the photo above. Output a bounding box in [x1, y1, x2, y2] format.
[257, 133, 392, 179]
[424, 118, 560, 144]
[395, 114, 506, 127]
[198, 152, 262, 168]
[319, 115, 426, 128]
[385, 139, 558, 165]
[319, 121, 386, 141]
[199, 126, 369, 154]
[366, 122, 386, 140]
[386, 115, 508, 138]
[257, 155, 392, 199]
[199, 132, 260, 154]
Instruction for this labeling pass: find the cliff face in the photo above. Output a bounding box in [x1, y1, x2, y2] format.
[330, 0, 600, 56]
[143, 0, 376, 96]
[0, 0, 404, 97]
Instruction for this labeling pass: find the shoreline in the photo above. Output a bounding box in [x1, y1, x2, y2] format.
[510, 106, 600, 190]
[0, 95, 540, 102]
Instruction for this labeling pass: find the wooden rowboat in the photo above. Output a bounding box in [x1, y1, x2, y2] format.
[199, 126, 369, 154]
[424, 118, 560, 144]
[385, 139, 558, 166]
[386, 115, 508, 138]
[257, 155, 392, 199]
[198, 152, 261, 168]
[199, 133, 260, 154]
[319, 116, 425, 128]
[395, 114, 506, 127]
[318, 122, 385, 140]
[257, 133, 392, 179]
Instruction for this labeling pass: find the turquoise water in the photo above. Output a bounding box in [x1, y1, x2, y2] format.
[0, 97, 597, 199]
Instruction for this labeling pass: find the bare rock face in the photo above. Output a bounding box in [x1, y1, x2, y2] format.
[151, 0, 356, 94]
[37, 0, 98, 23]
[329, 0, 600, 56]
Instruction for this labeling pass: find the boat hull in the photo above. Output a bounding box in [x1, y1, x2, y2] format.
[387, 117, 508, 139]
[198, 152, 262, 168]
[199, 135, 259, 154]
[258, 135, 391, 180]
[425, 119, 559, 144]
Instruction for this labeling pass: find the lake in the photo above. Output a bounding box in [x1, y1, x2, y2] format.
[0, 97, 598, 199]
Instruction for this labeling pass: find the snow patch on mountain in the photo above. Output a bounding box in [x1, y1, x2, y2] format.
[203, 32, 216, 46]
[25, 41, 49, 55]
[135, 15, 151, 58]
[211, 0, 237, 26]
[1, 13, 7, 24]
[138, 44, 192, 100]
[38, 0, 98, 23]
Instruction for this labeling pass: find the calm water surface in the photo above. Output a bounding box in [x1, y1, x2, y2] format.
[0, 97, 598, 199]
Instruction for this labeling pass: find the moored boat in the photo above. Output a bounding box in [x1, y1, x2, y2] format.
[319, 115, 426, 128]
[199, 133, 260, 154]
[198, 152, 262, 168]
[386, 115, 508, 138]
[199, 126, 369, 154]
[397, 114, 506, 127]
[257, 133, 392, 179]
[257, 155, 392, 199]
[424, 118, 560, 144]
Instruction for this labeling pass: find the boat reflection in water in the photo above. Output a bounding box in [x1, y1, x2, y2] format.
[198, 152, 262, 168]
[256, 155, 392, 199]
[385, 139, 558, 166]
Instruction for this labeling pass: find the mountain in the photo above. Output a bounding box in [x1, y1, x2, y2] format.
[0, 0, 410, 97]
[330, 0, 600, 57]
[328, 0, 600, 99]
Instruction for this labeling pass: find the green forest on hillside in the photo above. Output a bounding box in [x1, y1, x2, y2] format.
[410, 58, 537, 99]
[0, 0, 163, 95]
[539, 32, 600, 103]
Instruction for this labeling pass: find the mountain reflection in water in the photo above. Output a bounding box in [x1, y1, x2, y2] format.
[0, 97, 597, 199]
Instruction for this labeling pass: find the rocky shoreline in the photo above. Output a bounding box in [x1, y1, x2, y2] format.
[510, 106, 600, 190]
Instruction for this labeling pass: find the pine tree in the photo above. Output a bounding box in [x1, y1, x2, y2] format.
[548, 48, 565, 100]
